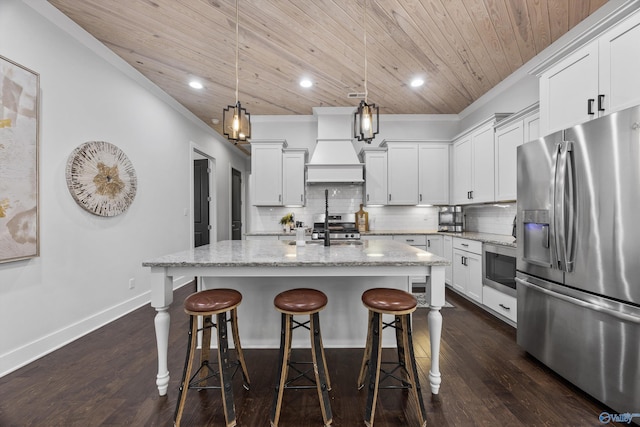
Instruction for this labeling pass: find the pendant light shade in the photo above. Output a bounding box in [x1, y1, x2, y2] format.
[223, 0, 251, 144]
[223, 101, 251, 142]
[353, 0, 379, 144]
[354, 99, 379, 143]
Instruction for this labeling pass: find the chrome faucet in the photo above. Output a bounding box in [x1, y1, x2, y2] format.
[324, 189, 330, 246]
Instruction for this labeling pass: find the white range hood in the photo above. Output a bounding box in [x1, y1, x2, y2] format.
[306, 107, 364, 184]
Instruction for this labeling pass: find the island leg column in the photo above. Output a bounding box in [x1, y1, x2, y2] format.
[428, 266, 445, 394]
[151, 270, 174, 396]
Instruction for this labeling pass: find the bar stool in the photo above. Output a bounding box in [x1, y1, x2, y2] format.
[174, 289, 250, 427]
[357, 288, 427, 427]
[270, 288, 332, 427]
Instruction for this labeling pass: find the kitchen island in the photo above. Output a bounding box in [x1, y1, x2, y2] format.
[143, 239, 448, 397]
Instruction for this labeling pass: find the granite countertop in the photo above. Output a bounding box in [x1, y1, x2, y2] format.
[142, 239, 449, 268]
[245, 230, 517, 248]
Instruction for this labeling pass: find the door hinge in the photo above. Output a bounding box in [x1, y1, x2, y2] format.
[207, 167, 211, 174]
[207, 225, 212, 230]
[207, 196, 212, 202]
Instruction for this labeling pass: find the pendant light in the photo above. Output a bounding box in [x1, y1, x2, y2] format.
[354, 0, 379, 144]
[223, 0, 251, 143]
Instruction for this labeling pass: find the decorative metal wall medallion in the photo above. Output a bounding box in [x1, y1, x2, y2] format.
[65, 141, 137, 216]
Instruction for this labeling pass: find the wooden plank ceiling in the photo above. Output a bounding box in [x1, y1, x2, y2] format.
[48, 0, 607, 143]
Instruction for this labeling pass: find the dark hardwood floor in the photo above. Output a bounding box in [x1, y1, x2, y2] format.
[0, 283, 626, 426]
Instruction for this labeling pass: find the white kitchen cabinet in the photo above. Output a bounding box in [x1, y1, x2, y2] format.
[443, 235, 453, 285]
[393, 235, 427, 288]
[539, 10, 640, 135]
[252, 141, 285, 206]
[386, 143, 419, 205]
[418, 144, 449, 205]
[451, 238, 482, 303]
[494, 104, 539, 202]
[452, 135, 472, 205]
[426, 235, 443, 257]
[483, 285, 517, 324]
[361, 148, 387, 206]
[282, 149, 307, 206]
[452, 119, 504, 205]
[385, 141, 449, 206]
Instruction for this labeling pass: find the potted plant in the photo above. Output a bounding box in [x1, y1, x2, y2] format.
[279, 213, 294, 232]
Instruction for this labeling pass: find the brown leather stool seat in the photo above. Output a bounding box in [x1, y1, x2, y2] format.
[271, 288, 332, 426]
[358, 288, 426, 427]
[174, 289, 250, 427]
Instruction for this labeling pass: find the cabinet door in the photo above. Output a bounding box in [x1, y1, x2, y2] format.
[443, 235, 453, 285]
[282, 151, 306, 206]
[471, 124, 495, 203]
[426, 235, 443, 257]
[466, 252, 483, 303]
[252, 144, 283, 205]
[599, 11, 640, 115]
[364, 151, 387, 205]
[540, 41, 599, 136]
[452, 136, 472, 205]
[494, 120, 523, 202]
[387, 144, 419, 205]
[418, 144, 449, 205]
[452, 248, 468, 295]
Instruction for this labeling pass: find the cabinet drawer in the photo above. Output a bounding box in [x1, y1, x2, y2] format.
[483, 286, 517, 323]
[453, 238, 482, 254]
[393, 235, 427, 246]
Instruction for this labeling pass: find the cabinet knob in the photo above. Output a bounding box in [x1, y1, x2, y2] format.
[499, 303, 511, 311]
[367, 194, 370, 202]
[587, 98, 595, 115]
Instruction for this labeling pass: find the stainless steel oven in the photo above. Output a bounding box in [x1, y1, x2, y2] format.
[482, 244, 516, 297]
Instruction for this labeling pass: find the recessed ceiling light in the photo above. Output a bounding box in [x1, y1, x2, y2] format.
[300, 78, 313, 88]
[410, 78, 424, 88]
[189, 81, 203, 89]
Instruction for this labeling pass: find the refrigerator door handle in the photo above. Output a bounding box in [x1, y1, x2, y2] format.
[553, 141, 576, 272]
[516, 277, 640, 324]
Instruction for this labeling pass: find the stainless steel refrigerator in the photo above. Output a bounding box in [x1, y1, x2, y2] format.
[516, 104, 640, 415]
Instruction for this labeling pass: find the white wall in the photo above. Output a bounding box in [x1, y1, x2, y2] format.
[0, 0, 248, 376]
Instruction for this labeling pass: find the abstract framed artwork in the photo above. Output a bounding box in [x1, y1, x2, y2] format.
[0, 55, 39, 263]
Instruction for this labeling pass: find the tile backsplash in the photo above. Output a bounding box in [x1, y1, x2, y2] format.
[247, 181, 515, 235]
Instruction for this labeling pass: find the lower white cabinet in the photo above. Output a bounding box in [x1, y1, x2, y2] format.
[443, 235, 453, 285]
[451, 238, 482, 303]
[426, 235, 443, 257]
[393, 235, 427, 287]
[483, 285, 517, 324]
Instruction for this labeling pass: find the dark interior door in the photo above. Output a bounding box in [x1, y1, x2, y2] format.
[231, 168, 242, 240]
[194, 158, 210, 247]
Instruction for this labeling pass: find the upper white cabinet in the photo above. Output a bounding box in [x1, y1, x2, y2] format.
[418, 144, 450, 205]
[251, 140, 307, 206]
[251, 140, 286, 206]
[539, 10, 640, 135]
[282, 149, 307, 206]
[384, 141, 450, 206]
[360, 148, 388, 206]
[452, 117, 506, 205]
[386, 142, 419, 205]
[494, 104, 539, 202]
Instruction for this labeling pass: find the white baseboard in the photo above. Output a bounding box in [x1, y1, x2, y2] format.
[0, 277, 192, 378]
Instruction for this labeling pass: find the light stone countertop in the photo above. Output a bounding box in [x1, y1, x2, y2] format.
[142, 239, 450, 268]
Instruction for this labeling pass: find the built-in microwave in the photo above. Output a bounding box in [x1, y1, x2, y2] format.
[482, 243, 516, 297]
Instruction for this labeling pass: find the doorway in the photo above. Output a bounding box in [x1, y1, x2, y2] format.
[194, 158, 210, 247]
[231, 168, 242, 240]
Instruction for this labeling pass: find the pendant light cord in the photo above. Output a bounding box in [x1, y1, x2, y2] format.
[363, 0, 368, 104]
[235, 0, 239, 104]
